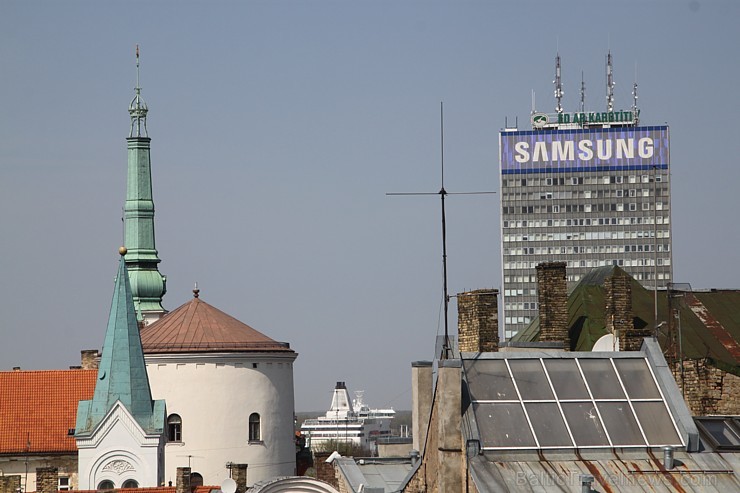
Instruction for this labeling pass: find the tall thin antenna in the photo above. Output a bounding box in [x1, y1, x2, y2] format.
[439, 102, 450, 358]
[554, 52, 564, 114]
[606, 50, 615, 112]
[531, 90, 536, 115]
[580, 70, 586, 113]
[387, 103, 495, 360]
[632, 62, 639, 124]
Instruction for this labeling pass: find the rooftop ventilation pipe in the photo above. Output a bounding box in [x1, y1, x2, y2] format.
[663, 446, 675, 470]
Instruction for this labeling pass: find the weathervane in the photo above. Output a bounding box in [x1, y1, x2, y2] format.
[387, 102, 495, 359]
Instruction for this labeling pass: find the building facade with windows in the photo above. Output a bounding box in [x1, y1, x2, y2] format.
[499, 120, 672, 339]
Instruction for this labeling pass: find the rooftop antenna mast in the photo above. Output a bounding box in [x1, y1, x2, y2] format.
[606, 50, 615, 112]
[580, 71, 586, 113]
[632, 63, 640, 124]
[554, 52, 564, 114]
[387, 102, 495, 360]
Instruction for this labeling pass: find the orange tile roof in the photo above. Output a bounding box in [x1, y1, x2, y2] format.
[141, 296, 294, 354]
[0, 369, 96, 454]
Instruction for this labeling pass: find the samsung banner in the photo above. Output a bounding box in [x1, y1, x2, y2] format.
[500, 126, 669, 174]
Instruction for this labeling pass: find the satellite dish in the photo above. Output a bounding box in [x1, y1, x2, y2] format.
[593, 333, 618, 352]
[221, 478, 236, 493]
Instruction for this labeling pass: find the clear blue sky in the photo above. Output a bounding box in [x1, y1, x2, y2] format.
[2, 0, 738, 411]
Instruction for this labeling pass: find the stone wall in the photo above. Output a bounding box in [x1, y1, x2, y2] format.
[670, 360, 740, 416]
[536, 262, 569, 347]
[457, 289, 499, 353]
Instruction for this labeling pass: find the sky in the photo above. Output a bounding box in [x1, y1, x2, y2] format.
[1, 0, 739, 412]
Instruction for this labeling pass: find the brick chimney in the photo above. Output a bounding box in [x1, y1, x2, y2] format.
[231, 464, 248, 493]
[80, 349, 99, 369]
[457, 289, 499, 353]
[35, 467, 58, 493]
[176, 467, 191, 493]
[313, 451, 338, 489]
[0, 475, 21, 493]
[536, 262, 569, 348]
[604, 274, 648, 351]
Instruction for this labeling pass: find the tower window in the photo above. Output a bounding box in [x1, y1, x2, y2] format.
[98, 480, 115, 490]
[122, 480, 139, 488]
[167, 414, 182, 442]
[249, 413, 261, 442]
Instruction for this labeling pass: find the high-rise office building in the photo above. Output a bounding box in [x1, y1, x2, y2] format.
[499, 54, 672, 339]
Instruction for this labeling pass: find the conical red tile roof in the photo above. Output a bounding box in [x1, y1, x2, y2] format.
[140, 297, 293, 354]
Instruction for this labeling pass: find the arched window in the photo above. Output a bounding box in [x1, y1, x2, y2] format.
[191, 473, 204, 489]
[249, 413, 261, 442]
[97, 480, 115, 490]
[168, 414, 182, 442]
[122, 480, 139, 488]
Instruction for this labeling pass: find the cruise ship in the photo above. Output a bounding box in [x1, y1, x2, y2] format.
[300, 381, 395, 453]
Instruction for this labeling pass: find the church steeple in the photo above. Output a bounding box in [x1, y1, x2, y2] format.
[125, 46, 166, 324]
[78, 248, 162, 431]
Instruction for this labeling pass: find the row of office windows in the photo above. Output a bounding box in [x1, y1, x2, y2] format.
[504, 316, 533, 325]
[504, 230, 670, 243]
[166, 412, 262, 443]
[502, 173, 667, 188]
[505, 243, 670, 256]
[502, 202, 667, 214]
[504, 271, 671, 287]
[503, 216, 670, 228]
[503, 288, 537, 296]
[504, 257, 671, 270]
[502, 187, 668, 201]
[505, 302, 539, 311]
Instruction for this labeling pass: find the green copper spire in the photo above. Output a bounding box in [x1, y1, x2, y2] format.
[75, 249, 165, 435]
[125, 46, 166, 324]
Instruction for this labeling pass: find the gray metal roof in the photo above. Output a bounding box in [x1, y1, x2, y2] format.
[334, 457, 413, 493]
[468, 450, 740, 492]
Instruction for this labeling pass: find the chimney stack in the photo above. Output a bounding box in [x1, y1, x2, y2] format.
[605, 273, 649, 350]
[457, 289, 499, 353]
[536, 262, 569, 348]
[35, 468, 58, 493]
[80, 349, 99, 369]
[176, 467, 191, 493]
[231, 464, 248, 493]
[411, 361, 433, 454]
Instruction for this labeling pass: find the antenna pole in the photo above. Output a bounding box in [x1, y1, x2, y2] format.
[440, 102, 450, 359]
[554, 52, 563, 114]
[606, 50, 615, 112]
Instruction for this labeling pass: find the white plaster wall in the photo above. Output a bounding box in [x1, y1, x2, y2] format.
[76, 405, 163, 490]
[145, 352, 296, 487]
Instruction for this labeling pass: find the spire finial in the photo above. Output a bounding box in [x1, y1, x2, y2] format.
[129, 44, 148, 138]
[193, 282, 200, 298]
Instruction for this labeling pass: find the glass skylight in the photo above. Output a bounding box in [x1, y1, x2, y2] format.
[464, 356, 684, 450]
